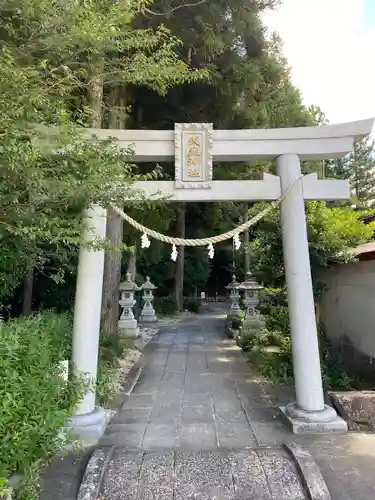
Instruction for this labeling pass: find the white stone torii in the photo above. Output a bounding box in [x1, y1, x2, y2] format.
[69, 119, 373, 442]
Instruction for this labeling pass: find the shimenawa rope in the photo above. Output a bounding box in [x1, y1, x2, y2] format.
[111, 176, 301, 247]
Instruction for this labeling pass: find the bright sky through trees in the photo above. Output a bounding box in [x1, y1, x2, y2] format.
[263, 0, 375, 134]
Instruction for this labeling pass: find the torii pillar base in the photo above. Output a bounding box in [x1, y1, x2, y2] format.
[279, 403, 347, 435]
[64, 406, 115, 447]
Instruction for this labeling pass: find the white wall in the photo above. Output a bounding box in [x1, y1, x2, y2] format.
[319, 260, 375, 375]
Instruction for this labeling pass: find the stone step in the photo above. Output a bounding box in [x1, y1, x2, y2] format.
[78, 446, 330, 500]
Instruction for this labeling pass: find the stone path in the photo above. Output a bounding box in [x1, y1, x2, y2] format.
[78, 312, 325, 500]
[102, 317, 259, 451]
[42, 312, 375, 500]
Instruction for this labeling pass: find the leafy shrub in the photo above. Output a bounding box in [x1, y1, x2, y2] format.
[155, 296, 178, 316]
[246, 329, 294, 385]
[319, 330, 357, 390]
[183, 298, 201, 313]
[97, 331, 133, 406]
[0, 313, 83, 488]
[231, 316, 243, 329]
[245, 325, 355, 390]
[96, 361, 120, 406]
[0, 311, 131, 498]
[0, 478, 10, 497]
[99, 329, 125, 361]
[264, 306, 290, 335]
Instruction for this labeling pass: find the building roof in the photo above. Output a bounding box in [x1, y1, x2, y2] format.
[352, 242, 375, 259]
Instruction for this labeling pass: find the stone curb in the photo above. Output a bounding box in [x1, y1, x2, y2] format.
[77, 447, 114, 500]
[111, 357, 144, 406]
[284, 443, 332, 500]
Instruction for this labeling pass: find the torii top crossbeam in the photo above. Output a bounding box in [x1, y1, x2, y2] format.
[83, 119, 373, 203]
[86, 119, 373, 161]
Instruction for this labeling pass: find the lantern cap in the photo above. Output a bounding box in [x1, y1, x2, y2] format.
[239, 271, 264, 291]
[119, 272, 140, 291]
[141, 276, 156, 290]
[225, 275, 241, 289]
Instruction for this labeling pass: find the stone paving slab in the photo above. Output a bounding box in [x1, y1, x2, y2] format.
[305, 433, 375, 500]
[87, 448, 307, 500]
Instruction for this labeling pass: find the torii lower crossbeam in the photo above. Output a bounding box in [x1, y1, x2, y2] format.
[132, 173, 349, 202]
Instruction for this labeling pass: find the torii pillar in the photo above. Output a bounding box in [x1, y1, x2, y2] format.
[276, 155, 345, 432]
[65, 205, 114, 444]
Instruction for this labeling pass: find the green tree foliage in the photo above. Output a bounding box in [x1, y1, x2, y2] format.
[328, 138, 375, 207]
[249, 200, 374, 288]
[0, 0, 202, 306]
[131, 0, 302, 129]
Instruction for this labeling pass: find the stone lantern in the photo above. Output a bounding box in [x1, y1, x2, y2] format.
[139, 276, 157, 323]
[238, 271, 264, 335]
[118, 272, 140, 338]
[225, 275, 242, 322]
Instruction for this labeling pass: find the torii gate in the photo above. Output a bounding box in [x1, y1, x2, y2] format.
[68, 119, 374, 442]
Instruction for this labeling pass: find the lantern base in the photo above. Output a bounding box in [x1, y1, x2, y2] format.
[226, 311, 242, 320]
[242, 317, 263, 332]
[118, 318, 137, 329]
[119, 327, 140, 339]
[118, 318, 140, 339]
[139, 314, 158, 323]
[227, 308, 242, 317]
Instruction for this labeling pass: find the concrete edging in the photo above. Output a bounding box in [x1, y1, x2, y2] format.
[76, 447, 114, 500]
[284, 443, 332, 500]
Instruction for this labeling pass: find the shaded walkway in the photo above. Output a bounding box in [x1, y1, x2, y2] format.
[78, 313, 311, 499]
[101, 314, 261, 450]
[44, 311, 375, 500]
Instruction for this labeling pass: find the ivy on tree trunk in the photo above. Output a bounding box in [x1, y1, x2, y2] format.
[174, 203, 186, 312]
[101, 86, 126, 333]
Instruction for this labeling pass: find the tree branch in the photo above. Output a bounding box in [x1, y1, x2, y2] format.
[145, 0, 208, 16]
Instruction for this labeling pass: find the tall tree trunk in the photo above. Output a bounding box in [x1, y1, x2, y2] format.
[88, 57, 104, 129]
[22, 270, 34, 316]
[354, 144, 359, 199]
[22, 193, 35, 315]
[101, 206, 124, 332]
[174, 204, 186, 312]
[127, 246, 137, 281]
[101, 86, 126, 332]
[243, 205, 250, 276]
